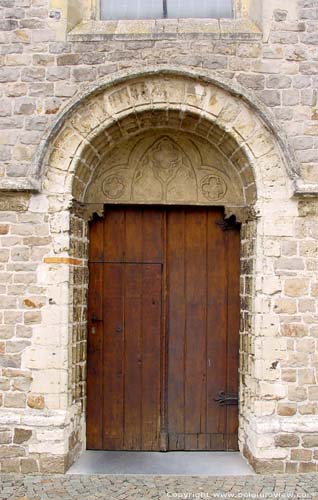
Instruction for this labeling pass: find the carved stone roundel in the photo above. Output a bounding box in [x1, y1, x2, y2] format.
[201, 175, 227, 201]
[102, 175, 126, 199]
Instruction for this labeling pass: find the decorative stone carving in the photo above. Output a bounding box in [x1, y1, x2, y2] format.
[84, 129, 244, 207]
[132, 137, 197, 203]
[102, 175, 126, 199]
[201, 175, 227, 201]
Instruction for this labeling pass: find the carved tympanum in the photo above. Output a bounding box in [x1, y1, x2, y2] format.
[132, 137, 197, 203]
[84, 129, 244, 206]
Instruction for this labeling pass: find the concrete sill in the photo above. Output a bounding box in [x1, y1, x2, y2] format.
[68, 18, 262, 41]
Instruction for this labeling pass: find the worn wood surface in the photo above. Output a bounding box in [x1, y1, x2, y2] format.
[87, 206, 240, 451]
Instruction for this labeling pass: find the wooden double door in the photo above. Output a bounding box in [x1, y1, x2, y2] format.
[87, 206, 240, 452]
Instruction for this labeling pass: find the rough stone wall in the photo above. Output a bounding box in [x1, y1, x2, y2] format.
[69, 209, 88, 408]
[0, 0, 317, 187]
[239, 217, 256, 456]
[0, 0, 318, 474]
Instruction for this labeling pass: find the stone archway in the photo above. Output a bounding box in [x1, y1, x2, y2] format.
[37, 69, 295, 470]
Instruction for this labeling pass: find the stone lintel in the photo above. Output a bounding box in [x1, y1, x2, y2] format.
[68, 19, 262, 42]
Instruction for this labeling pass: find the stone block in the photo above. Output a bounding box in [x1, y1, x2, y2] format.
[286, 462, 298, 473]
[24, 311, 42, 324]
[11, 376, 31, 392]
[0, 445, 25, 458]
[72, 67, 97, 82]
[54, 82, 78, 97]
[283, 89, 300, 106]
[1, 458, 20, 472]
[0, 430, 12, 444]
[299, 404, 316, 415]
[288, 386, 307, 401]
[267, 75, 291, 89]
[21, 67, 45, 82]
[14, 98, 37, 115]
[299, 462, 317, 472]
[4, 393, 26, 408]
[281, 324, 308, 337]
[275, 257, 305, 271]
[39, 453, 67, 473]
[27, 394, 45, 409]
[46, 66, 70, 81]
[298, 368, 316, 384]
[57, 53, 81, 65]
[299, 299, 315, 313]
[257, 90, 281, 107]
[297, 338, 315, 353]
[21, 457, 39, 473]
[290, 448, 312, 462]
[14, 428, 32, 444]
[0, 67, 20, 82]
[284, 279, 309, 297]
[277, 404, 297, 416]
[236, 74, 265, 90]
[30, 369, 67, 394]
[275, 434, 300, 447]
[309, 386, 318, 400]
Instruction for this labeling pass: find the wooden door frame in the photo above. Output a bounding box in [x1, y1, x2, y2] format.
[86, 204, 241, 452]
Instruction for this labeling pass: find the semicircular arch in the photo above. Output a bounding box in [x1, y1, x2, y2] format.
[40, 68, 295, 213]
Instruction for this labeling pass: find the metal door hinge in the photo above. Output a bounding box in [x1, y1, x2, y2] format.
[216, 215, 240, 231]
[214, 391, 239, 406]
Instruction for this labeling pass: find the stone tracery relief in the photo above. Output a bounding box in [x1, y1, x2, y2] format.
[84, 130, 244, 207]
[132, 136, 197, 202]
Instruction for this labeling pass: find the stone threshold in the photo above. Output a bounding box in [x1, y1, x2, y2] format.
[67, 451, 255, 476]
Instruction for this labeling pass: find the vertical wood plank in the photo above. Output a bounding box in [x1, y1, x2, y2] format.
[124, 264, 142, 449]
[104, 207, 125, 262]
[89, 218, 104, 262]
[142, 208, 164, 263]
[102, 264, 124, 450]
[167, 209, 186, 450]
[160, 209, 168, 451]
[184, 209, 207, 443]
[141, 264, 162, 450]
[206, 209, 227, 441]
[86, 262, 103, 449]
[125, 208, 142, 261]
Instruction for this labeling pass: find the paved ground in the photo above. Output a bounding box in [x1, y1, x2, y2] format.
[1, 474, 318, 500]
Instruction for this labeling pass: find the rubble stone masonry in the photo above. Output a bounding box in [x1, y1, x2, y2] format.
[0, 0, 318, 473]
